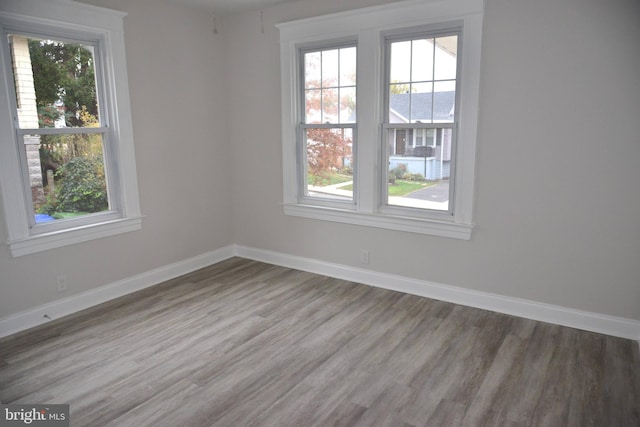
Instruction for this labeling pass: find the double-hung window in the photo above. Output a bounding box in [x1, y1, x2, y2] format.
[300, 44, 357, 205]
[278, 0, 483, 239]
[383, 30, 460, 213]
[0, 0, 141, 256]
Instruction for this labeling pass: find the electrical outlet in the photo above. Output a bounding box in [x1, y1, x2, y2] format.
[56, 275, 68, 292]
[360, 249, 370, 264]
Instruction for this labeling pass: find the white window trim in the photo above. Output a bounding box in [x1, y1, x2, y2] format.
[277, 0, 483, 240]
[0, 0, 142, 256]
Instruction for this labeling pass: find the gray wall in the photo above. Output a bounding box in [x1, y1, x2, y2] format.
[1, 0, 638, 323]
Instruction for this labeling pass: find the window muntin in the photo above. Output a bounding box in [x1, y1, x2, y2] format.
[384, 32, 459, 213]
[7, 32, 115, 228]
[300, 45, 356, 202]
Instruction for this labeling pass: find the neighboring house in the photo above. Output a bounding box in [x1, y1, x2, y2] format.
[11, 38, 70, 223]
[11, 36, 43, 196]
[388, 91, 454, 180]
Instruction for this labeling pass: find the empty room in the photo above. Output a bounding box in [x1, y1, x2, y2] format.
[0, 0, 638, 425]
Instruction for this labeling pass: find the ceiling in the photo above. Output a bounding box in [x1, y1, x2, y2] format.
[164, 0, 300, 15]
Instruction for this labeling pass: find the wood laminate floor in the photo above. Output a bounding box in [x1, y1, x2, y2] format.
[1, 257, 638, 426]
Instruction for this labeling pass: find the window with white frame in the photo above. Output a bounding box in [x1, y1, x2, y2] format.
[300, 44, 356, 203]
[0, 0, 141, 256]
[384, 31, 459, 213]
[278, 0, 482, 239]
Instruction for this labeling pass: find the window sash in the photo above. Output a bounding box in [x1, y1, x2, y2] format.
[16, 127, 108, 136]
[381, 125, 457, 216]
[383, 29, 461, 127]
[15, 128, 117, 232]
[382, 123, 455, 130]
[298, 123, 357, 207]
[299, 43, 357, 126]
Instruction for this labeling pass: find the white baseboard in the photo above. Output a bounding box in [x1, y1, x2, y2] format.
[2, 243, 639, 342]
[234, 245, 640, 341]
[0, 245, 235, 339]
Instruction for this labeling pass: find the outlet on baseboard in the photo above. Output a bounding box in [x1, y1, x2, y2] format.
[56, 275, 68, 292]
[360, 249, 370, 264]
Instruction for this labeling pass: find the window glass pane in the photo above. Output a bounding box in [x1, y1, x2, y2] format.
[386, 127, 450, 211]
[410, 82, 433, 123]
[9, 34, 100, 129]
[29, 133, 109, 223]
[427, 128, 436, 147]
[411, 38, 434, 82]
[390, 40, 411, 83]
[305, 128, 353, 201]
[434, 35, 457, 81]
[304, 51, 321, 89]
[339, 47, 356, 86]
[322, 88, 339, 123]
[389, 84, 411, 123]
[305, 89, 322, 124]
[339, 87, 356, 123]
[434, 81, 456, 123]
[321, 49, 339, 88]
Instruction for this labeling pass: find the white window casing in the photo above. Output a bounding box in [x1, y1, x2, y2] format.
[277, 0, 483, 240]
[0, 0, 142, 256]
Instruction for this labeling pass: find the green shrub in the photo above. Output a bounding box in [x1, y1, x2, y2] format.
[390, 164, 407, 179]
[402, 172, 425, 181]
[37, 195, 58, 216]
[40, 156, 108, 215]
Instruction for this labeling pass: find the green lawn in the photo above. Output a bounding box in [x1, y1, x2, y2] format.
[388, 180, 434, 197]
[340, 179, 434, 197]
[52, 211, 91, 220]
[308, 172, 353, 187]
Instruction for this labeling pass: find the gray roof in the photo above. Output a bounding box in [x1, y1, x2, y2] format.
[389, 91, 455, 122]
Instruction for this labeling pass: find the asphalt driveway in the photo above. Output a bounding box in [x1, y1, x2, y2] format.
[406, 180, 449, 202]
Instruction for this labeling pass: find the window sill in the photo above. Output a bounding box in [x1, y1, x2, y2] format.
[283, 203, 473, 240]
[6, 216, 143, 257]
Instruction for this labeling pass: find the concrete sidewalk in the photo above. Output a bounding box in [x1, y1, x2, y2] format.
[307, 179, 450, 210]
